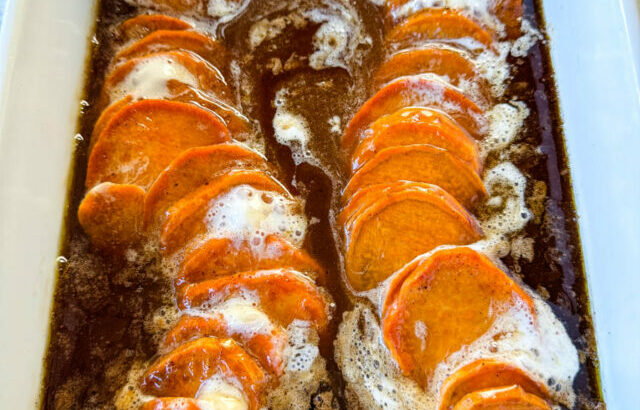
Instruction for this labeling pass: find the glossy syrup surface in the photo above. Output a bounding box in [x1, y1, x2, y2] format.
[41, 0, 604, 408]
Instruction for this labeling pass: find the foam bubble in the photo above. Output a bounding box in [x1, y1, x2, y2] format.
[273, 88, 320, 166]
[202, 184, 308, 248]
[482, 102, 530, 157]
[110, 55, 199, 103]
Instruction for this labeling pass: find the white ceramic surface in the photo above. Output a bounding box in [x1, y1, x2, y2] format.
[0, 0, 96, 408]
[0, 1, 638, 409]
[543, 1, 640, 408]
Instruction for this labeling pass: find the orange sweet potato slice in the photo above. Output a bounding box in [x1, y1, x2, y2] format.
[119, 14, 193, 41]
[159, 170, 291, 254]
[140, 337, 266, 409]
[141, 398, 203, 410]
[386, 9, 494, 51]
[373, 46, 489, 95]
[351, 107, 481, 174]
[382, 247, 536, 386]
[77, 183, 145, 249]
[144, 144, 269, 228]
[345, 183, 483, 291]
[100, 50, 233, 110]
[452, 385, 550, 410]
[161, 314, 288, 375]
[178, 269, 330, 337]
[338, 181, 413, 228]
[90, 94, 250, 154]
[86, 99, 230, 191]
[114, 30, 226, 67]
[438, 359, 550, 410]
[342, 144, 487, 209]
[341, 75, 486, 154]
[176, 234, 325, 289]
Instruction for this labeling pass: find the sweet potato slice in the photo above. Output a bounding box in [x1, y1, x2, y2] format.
[161, 314, 288, 375]
[351, 107, 481, 174]
[338, 181, 413, 228]
[345, 183, 483, 291]
[373, 46, 488, 94]
[382, 247, 535, 386]
[144, 144, 269, 228]
[342, 144, 487, 208]
[141, 398, 203, 410]
[439, 359, 549, 410]
[386, 9, 494, 51]
[159, 170, 292, 254]
[86, 99, 230, 191]
[140, 337, 266, 409]
[119, 14, 193, 41]
[100, 50, 233, 109]
[341, 75, 486, 154]
[178, 269, 330, 337]
[452, 385, 550, 410]
[77, 183, 145, 249]
[176, 234, 325, 288]
[90, 94, 250, 154]
[114, 30, 226, 68]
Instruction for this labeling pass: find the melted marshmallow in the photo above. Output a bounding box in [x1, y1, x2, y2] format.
[196, 375, 249, 410]
[110, 55, 199, 102]
[203, 184, 307, 248]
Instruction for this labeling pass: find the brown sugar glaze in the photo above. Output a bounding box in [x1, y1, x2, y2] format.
[41, 0, 604, 408]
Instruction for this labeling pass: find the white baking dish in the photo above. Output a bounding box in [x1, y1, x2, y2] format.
[0, 0, 637, 408]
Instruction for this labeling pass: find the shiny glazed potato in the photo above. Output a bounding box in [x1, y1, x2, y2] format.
[176, 235, 326, 289]
[382, 247, 536, 387]
[350, 106, 482, 175]
[86, 99, 230, 190]
[144, 144, 270, 229]
[178, 269, 331, 337]
[341, 75, 486, 154]
[341, 144, 487, 208]
[140, 337, 267, 409]
[344, 183, 483, 291]
[158, 170, 291, 254]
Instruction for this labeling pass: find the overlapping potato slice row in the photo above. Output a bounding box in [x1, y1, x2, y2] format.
[344, 183, 482, 291]
[384, 0, 523, 39]
[452, 385, 550, 410]
[81, 100, 229, 248]
[373, 46, 491, 102]
[144, 144, 269, 229]
[141, 398, 210, 410]
[386, 9, 495, 52]
[99, 50, 233, 110]
[161, 313, 288, 375]
[140, 337, 267, 410]
[381, 247, 536, 387]
[119, 14, 193, 41]
[77, 183, 145, 249]
[86, 99, 230, 190]
[438, 359, 550, 410]
[176, 234, 326, 289]
[342, 144, 486, 208]
[351, 106, 481, 174]
[178, 269, 331, 337]
[159, 169, 293, 254]
[115, 30, 227, 67]
[341, 75, 486, 154]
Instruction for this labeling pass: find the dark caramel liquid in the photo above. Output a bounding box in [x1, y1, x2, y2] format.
[41, 0, 604, 408]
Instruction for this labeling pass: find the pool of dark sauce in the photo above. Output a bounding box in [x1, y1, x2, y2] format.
[40, 0, 604, 408]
